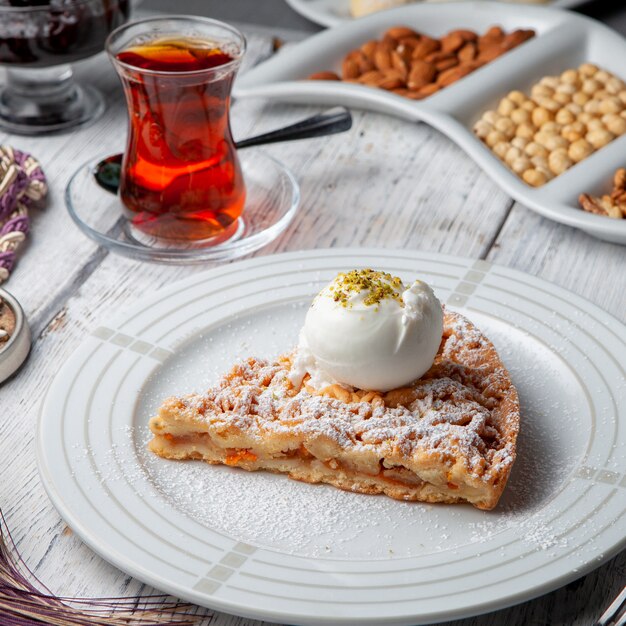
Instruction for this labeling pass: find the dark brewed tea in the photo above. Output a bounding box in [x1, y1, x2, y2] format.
[0, 0, 130, 67]
[114, 36, 246, 241]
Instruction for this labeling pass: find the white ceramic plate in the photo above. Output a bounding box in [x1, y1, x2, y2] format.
[37, 249, 626, 626]
[284, 0, 590, 29]
[234, 3, 626, 245]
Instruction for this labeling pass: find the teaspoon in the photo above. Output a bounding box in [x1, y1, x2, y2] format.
[94, 106, 352, 195]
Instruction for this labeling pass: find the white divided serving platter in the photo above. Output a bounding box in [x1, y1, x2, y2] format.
[37, 249, 626, 626]
[284, 0, 590, 29]
[235, 3, 626, 244]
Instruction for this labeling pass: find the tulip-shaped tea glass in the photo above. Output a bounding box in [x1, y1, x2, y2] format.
[106, 16, 247, 244]
[0, 0, 130, 134]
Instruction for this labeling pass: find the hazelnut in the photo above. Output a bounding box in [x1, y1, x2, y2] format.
[511, 156, 531, 174]
[492, 141, 511, 159]
[548, 149, 574, 175]
[560, 69, 580, 85]
[587, 118, 606, 132]
[599, 97, 623, 115]
[511, 108, 531, 125]
[572, 92, 590, 106]
[553, 92, 572, 106]
[561, 122, 585, 143]
[534, 96, 560, 112]
[540, 121, 562, 134]
[532, 84, 554, 98]
[522, 100, 537, 112]
[565, 102, 583, 116]
[544, 135, 569, 152]
[579, 63, 600, 77]
[504, 146, 523, 165]
[606, 116, 626, 135]
[486, 130, 507, 148]
[523, 168, 548, 187]
[508, 90, 527, 105]
[516, 122, 536, 140]
[532, 107, 553, 127]
[568, 138, 594, 162]
[533, 131, 553, 148]
[582, 79, 601, 95]
[495, 116, 516, 138]
[606, 78, 626, 95]
[583, 99, 601, 115]
[474, 119, 493, 138]
[525, 141, 548, 158]
[540, 76, 560, 89]
[511, 136, 530, 150]
[483, 111, 501, 125]
[531, 154, 549, 170]
[556, 83, 577, 96]
[586, 128, 616, 149]
[497, 97, 516, 116]
[595, 70, 611, 84]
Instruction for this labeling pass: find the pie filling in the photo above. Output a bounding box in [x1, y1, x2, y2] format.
[149, 432, 482, 505]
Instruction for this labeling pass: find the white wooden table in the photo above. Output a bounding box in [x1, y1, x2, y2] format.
[1, 8, 625, 626]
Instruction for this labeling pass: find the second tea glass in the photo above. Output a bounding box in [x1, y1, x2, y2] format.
[0, 0, 130, 135]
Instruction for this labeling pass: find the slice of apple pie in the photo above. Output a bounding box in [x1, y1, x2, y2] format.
[148, 310, 519, 510]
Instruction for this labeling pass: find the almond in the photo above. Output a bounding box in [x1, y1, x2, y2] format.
[437, 64, 474, 87]
[395, 43, 414, 65]
[424, 51, 456, 64]
[378, 70, 406, 90]
[385, 26, 420, 40]
[397, 36, 420, 54]
[361, 40, 379, 62]
[405, 90, 427, 100]
[501, 29, 534, 51]
[435, 57, 459, 72]
[342, 57, 361, 79]
[308, 71, 341, 81]
[407, 60, 436, 89]
[345, 50, 374, 74]
[357, 70, 384, 86]
[477, 44, 504, 64]
[382, 33, 398, 48]
[457, 42, 477, 62]
[391, 87, 411, 97]
[448, 29, 478, 42]
[411, 37, 440, 60]
[356, 50, 376, 73]
[374, 42, 393, 71]
[418, 83, 440, 97]
[391, 50, 409, 78]
[440, 32, 465, 54]
[484, 25, 505, 40]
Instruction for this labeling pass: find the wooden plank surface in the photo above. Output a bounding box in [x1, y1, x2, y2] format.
[0, 13, 624, 626]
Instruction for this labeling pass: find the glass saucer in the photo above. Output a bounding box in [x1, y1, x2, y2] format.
[65, 151, 300, 264]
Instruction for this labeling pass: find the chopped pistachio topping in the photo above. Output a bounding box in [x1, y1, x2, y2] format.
[328, 269, 404, 308]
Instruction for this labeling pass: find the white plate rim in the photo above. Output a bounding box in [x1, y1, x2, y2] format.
[37, 248, 626, 626]
[283, 0, 594, 29]
[235, 3, 626, 245]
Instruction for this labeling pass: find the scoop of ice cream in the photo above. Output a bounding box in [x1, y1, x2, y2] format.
[291, 269, 443, 392]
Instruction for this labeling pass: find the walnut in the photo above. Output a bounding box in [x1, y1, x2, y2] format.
[579, 191, 626, 219]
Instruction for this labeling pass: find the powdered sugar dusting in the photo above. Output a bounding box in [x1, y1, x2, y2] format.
[129, 302, 589, 560]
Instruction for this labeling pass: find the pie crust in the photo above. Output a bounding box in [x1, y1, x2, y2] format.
[149, 310, 519, 510]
